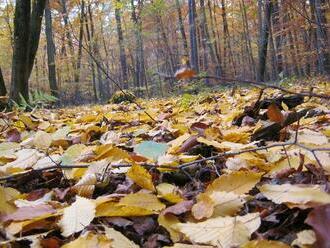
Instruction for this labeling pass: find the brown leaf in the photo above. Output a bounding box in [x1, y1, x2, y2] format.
[267, 103, 284, 124]
[305, 204, 330, 248]
[0, 204, 56, 222]
[177, 135, 198, 153]
[161, 200, 194, 216]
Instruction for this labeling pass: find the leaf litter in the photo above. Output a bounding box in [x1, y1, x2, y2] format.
[0, 84, 329, 247]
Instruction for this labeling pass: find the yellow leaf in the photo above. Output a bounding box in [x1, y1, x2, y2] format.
[192, 191, 246, 220]
[281, 101, 289, 111]
[206, 171, 263, 195]
[259, 184, 330, 207]
[94, 144, 131, 161]
[96, 201, 154, 217]
[119, 193, 165, 212]
[223, 130, 249, 143]
[168, 133, 191, 154]
[156, 183, 183, 204]
[158, 214, 182, 243]
[0, 186, 20, 214]
[62, 232, 111, 248]
[104, 226, 139, 248]
[174, 213, 260, 247]
[127, 163, 155, 191]
[242, 240, 291, 248]
[33, 131, 52, 149]
[59, 196, 96, 237]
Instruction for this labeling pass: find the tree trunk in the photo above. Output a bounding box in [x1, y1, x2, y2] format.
[0, 67, 6, 96]
[131, 0, 146, 95]
[257, 0, 273, 82]
[84, 8, 98, 102]
[10, 0, 30, 102]
[240, 0, 256, 78]
[75, 0, 85, 83]
[60, 0, 76, 81]
[175, 0, 189, 57]
[87, 3, 104, 101]
[115, 0, 129, 89]
[45, 0, 59, 98]
[188, 0, 199, 72]
[221, 0, 236, 76]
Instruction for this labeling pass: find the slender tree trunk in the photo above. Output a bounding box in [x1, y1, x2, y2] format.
[131, 0, 146, 95]
[0, 67, 6, 96]
[240, 0, 256, 78]
[75, 0, 85, 83]
[84, 10, 98, 102]
[188, 0, 199, 72]
[175, 0, 189, 57]
[221, 0, 236, 76]
[208, 0, 222, 74]
[257, 0, 273, 82]
[45, 0, 58, 98]
[87, 3, 104, 101]
[115, 0, 129, 89]
[60, 0, 76, 81]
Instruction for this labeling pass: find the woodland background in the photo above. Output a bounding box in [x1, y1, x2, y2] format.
[0, 0, 329, 104]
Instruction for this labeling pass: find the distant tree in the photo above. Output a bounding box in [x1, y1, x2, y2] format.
[115, 0, 129, 89]
[45, 0, 58, 97]
[257, 0, 273, 82]
[10, 0, 46, 103]
[188, 0, 199, 72]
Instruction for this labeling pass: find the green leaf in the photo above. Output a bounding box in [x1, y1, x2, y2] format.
[134, 141, 168, 161]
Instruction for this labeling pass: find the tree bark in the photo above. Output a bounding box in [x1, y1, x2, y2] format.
[10, 0, 46, 103]
[10, 0, 31, 102]
[175, 0, 189, 57]
[188, 0, 199, 72]
[0, 67, 6, 96]
[115, 0, 129, 89]
[75, 0, 85, 83]
[45, 0, 58, 98]
[131, 0, 146, 95]
[257, 0, 273, 82]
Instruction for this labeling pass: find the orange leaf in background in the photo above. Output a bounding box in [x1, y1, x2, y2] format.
[174, 67, 196, 80]
[267, 103, 284, 124]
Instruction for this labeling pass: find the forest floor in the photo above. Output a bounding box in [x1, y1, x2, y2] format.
[0, 81, 329, 247]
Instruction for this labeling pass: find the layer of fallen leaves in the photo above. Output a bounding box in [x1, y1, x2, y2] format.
[0, 82, 329, 248]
